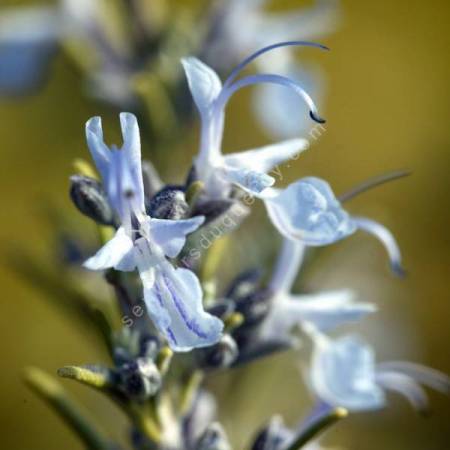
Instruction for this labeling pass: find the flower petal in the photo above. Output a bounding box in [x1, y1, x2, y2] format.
[262, 177, 356, 244]
[262, 290, 376, 340]
[120, 112, 145, 211]
[185, 390, 218, 446]
[0, 7, 59, 94]
[149, 216, 205, 258]
[376, 361, 450, 395]
[352, 216, 405, 276]
[310, 335, 386, 411]
[143, 266, 223, 352]
[221, 165, 275, 194]
[83, 227, 135, 271]
[85, 116, 111, 182]
[181, 57, 222, 119]
[375, 372, 429, 413]
[290, 290, 376, 331]
[269, 239, 305, 294]
[223, 138, 309, 174]
[106, 150, 139, 230]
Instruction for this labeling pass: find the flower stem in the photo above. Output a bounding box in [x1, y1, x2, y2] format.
[285, 407, 348, 450]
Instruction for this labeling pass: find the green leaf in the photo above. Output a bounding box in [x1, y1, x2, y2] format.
[24, 367, 117, 450]
[58, 365, 114, 390]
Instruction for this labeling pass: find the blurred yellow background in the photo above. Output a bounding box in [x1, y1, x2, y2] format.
[0, 0, 449, 449]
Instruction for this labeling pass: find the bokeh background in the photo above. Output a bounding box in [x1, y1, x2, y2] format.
[1, 0, 449, 449]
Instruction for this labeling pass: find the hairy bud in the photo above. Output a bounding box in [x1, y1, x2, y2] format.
[117, 358, 161, 401]
[69, 175, 114, 225]
[199, 334, 238, 369]
[147, 185, 189, 220]
[197, 423, 231, 450]
[251, 416, 292, 450]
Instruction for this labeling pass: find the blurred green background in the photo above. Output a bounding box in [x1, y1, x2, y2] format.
[1, 0, 449, 449]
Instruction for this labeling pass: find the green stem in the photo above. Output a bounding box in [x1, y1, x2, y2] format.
[285, 407, 348, 450]
[179, 370, 204, 416]
[156, 347, 174, 377]
[24, 367, 115, 450]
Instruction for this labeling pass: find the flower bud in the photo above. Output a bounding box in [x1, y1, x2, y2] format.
[118, 357, 161, 401]
[196, 423, 231, 450]
[235, 288, 271, 327]
[199, 334, 238, 369]
[251, 416, 292, 450]
[207, 300, 235, 320]
[226, 269, 263, 300]
[69, 175, 114, 225]
[147, 186, 189, 220]
[139, 335, 160, 359]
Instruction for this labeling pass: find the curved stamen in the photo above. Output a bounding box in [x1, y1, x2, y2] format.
[352, 216, 405, 277]
[339, 170, 411, 203]
[375, 372, 430, 414]
[377, 362, 450, 394]
[223, 41, 329, 88]
[216, 73, 325, 124]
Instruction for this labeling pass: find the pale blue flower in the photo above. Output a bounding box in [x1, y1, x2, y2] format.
[204, 0, 340, 138]
[308, 333, 450, 412]
[260, 238, 376, 341]
[183, 42, 326, 199]
[261, 177, 405, 275]
[82, 112, 223, 351]
[0, 7, 59, 94]
[0, 1, 133, 104]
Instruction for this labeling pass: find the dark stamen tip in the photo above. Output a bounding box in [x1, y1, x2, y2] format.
[391, 263, 407, 278]
[309, 111, 326, 124]
[124, 189, 135, 199]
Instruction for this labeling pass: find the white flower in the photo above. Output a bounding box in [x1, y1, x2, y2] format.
[262, 177, 404, 275]
[82, 112, 223, 351]
[204, 0, 340, 138]
[309, 333, 450, 412]
[260, 238, 376, 341]
[182, 42, 327, 199]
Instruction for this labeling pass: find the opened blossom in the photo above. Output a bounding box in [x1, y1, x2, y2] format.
[261, 176, 405, 275]
[260, 237, 376, 341]
[205, 0, 340, 139]
[308, 332, 450, 412]
[183, 42, 327, 200]
[82, 112, 223, 351]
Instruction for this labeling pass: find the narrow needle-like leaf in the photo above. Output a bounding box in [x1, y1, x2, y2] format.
[24, 367, 116, 450]
[58, 365, 113, 390]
